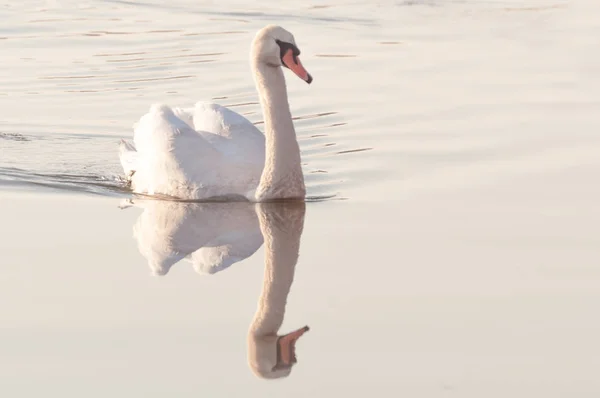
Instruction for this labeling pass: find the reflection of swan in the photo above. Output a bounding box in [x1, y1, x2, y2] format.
[129, 199, 263, 276]
[118, 25, 312, 202]
[248, 202, 308, 379]
[125, 199, 309, 378]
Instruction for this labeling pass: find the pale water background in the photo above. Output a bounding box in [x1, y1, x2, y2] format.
[1, 0, 600, 396]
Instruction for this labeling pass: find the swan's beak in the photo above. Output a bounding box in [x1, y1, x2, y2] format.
[282, 49, 313, 84]
[273, 325, 310, 371]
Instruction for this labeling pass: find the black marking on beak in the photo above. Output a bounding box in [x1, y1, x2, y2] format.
[275, 39, 300, 68]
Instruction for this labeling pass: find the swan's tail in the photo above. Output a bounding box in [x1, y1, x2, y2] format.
[119, 139, 138, 180]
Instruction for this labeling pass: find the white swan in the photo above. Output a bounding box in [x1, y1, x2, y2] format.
[119, 25, 312, 202]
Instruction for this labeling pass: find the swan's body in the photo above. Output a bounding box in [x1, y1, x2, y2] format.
[120, 103, 266, 200]
[119, 25, 312, 202]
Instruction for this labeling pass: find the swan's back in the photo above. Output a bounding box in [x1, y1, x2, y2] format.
[176, 102, 265, 162]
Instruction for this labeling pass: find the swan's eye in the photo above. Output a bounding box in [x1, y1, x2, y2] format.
[275, 39, 300, 66]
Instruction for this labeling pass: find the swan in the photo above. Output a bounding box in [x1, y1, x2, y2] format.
[123, 199, 309, 379]
[118, 25, 312, 202]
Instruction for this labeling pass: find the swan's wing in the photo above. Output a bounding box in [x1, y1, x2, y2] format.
[192, 102, 262, 139]
[132, 104, 219, 159]
[128, 104, 226, 197]
[185, 102, 266, 162]
[171, 106, 195, 129]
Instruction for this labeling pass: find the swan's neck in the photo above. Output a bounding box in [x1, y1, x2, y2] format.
[249, 203, 305, 336]
[252, 61, 306, 201]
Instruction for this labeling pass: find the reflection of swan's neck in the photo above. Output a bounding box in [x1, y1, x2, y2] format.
[249, 224, 299, 336]
[252, 60, 305, 201]
[247, 203, 305, 378]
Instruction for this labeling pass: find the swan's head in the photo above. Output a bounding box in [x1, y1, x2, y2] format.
[251, 25, 313, 84]
[248, 326, 310, 379]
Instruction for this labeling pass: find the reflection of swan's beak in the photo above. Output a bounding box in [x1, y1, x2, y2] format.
[273, 326, 310, 371]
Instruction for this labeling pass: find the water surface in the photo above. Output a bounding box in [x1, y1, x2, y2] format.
[1, 0, 600, 396]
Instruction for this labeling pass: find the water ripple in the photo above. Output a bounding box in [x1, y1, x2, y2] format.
[0, 133, 30, 142]
[0, 166, 129, 197]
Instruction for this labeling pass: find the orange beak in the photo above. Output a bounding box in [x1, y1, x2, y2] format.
[282, 49, 313, 84]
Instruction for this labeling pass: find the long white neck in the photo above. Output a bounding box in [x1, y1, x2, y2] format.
[248, 202, 305, 336]
[252, 61, 306, 201]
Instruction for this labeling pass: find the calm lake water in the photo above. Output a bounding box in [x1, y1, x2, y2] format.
[1, 0, 600, 396]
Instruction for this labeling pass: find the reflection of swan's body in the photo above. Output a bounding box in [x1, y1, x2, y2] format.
[126, 199, 309, 379]
[130, 199, 263, 276]
[118, 25, 312, 202]
[248, 202, 308, 379]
